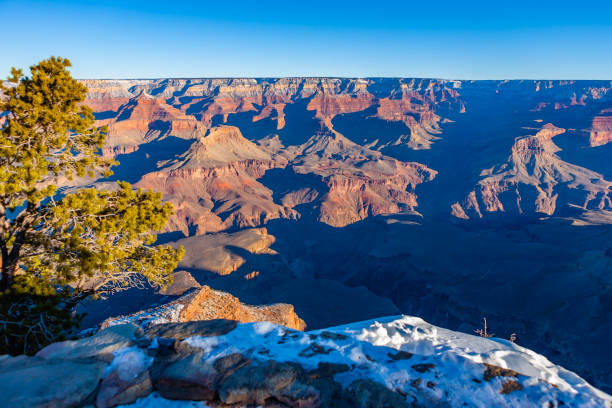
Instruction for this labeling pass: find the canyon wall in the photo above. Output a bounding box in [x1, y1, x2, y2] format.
[82, 78, 612, 230]
[77, 78, 612, 393]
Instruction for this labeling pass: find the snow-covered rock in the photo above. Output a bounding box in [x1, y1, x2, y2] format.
[181, 315, 612, 407]
[1, 315, 610, 407]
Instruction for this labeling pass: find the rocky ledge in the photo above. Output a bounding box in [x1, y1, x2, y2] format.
[101, 283, 306, 332]
[1, 316, 610, 408]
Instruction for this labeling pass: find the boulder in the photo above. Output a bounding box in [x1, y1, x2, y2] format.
[96, 347, 153, 407]
[218, 360, 319, 407]
[146, 319, 238, 340]
[213, 353, 252, 382]
[96, 370, 153, 408]
[36, 324, 143, 361]
[157, 270, 201, 296]
[306, 362, 350, 379]
[0, 356, 106, 408]
[346, 379, 408, 408]
[154, 352, 217, 400]
[178, 286, 307, 331]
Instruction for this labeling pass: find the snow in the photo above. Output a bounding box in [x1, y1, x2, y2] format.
[336, 316, 612, 401]
[183, 315, 612, 407]
[104, 303, 184, 330]
[117, 392, 210, 407]
[104, 346, 153, 381]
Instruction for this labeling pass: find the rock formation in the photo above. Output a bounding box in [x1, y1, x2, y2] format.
[170, 227, 276, 275]
[98, 92, 204, 156]
[134, 126, 295, 235]
[179, 286, 305, 331]
[82, 78, 458, 232]
[590, 116, 612, 147]
[282, 128, 436, 226]
[102, 283, 306, 331]
[82, 77, 612, 230]
[2, 316, 609, 407]
[452, 123, 612, 219]
[72, 77, 612, 394]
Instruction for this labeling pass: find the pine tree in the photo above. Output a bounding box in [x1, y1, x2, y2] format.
[0, 57, 183, 354]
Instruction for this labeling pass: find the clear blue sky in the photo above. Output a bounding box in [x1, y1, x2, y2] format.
[1, 0, 611, 79]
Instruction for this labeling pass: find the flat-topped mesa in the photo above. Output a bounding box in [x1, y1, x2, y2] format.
[169, 228, 276, 276]
[510, 123, 566, 157]
[316, 161, 435, 227]
[452, 123, 612, 220]
[307, 92, 375, 120]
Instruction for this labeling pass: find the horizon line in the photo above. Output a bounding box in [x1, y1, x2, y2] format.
[75, 76, 612, 82]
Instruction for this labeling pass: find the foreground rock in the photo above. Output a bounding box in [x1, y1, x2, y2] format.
[36, 324, 143, 361]
[1, 316, 609, 407]
[102, 284, 306, 331]
[179, 286, 306, 331]
[0, 357, 106, 408]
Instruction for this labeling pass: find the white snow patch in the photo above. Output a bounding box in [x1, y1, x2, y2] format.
[104, 303, 184, 330]
[183, 336, 219, 357]
[117, 392, 210, 407]
[182, 315, 612, 407]
[332, 316, 611, 400]
[104, 346, 153, 381]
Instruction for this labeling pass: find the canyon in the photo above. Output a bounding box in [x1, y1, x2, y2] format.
[75, 77, 612, 394]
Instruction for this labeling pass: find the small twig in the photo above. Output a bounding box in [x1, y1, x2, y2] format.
[475, 317, 494, 338]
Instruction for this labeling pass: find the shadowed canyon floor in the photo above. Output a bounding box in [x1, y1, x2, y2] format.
[75, 78, 612, 393]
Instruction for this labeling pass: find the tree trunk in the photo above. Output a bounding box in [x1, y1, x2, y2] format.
[0, 234, 23, 291]
[0, 244, 13, 291]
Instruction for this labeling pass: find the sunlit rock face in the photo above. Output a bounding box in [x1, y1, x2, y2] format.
[590, 115, 612, 147]
[452, 123, 612, 220]
[82, 78, 612, 230]
[83, 78, 456, 232]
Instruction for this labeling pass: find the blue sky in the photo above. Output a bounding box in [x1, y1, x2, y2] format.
[1, 0, 611, 79]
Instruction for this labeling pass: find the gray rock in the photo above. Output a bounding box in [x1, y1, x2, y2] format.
[96, 346, 153, 408]
[275, 381, 320, 408]
[387, 351, 414, 361]
[155, 352, 217, 400]
[146, 319, 237, 340]
[218, 360, 319, 407]
[346, 379, 408, 408]
[96, 370, 153, 408]
[0, 355, 106, 408]
[158, 270, 201, 296]
[306, 362, 350, 379]
[36, 324, 143, 361]
[0, 354, 34, 370]
[213, 353, 251, 382]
